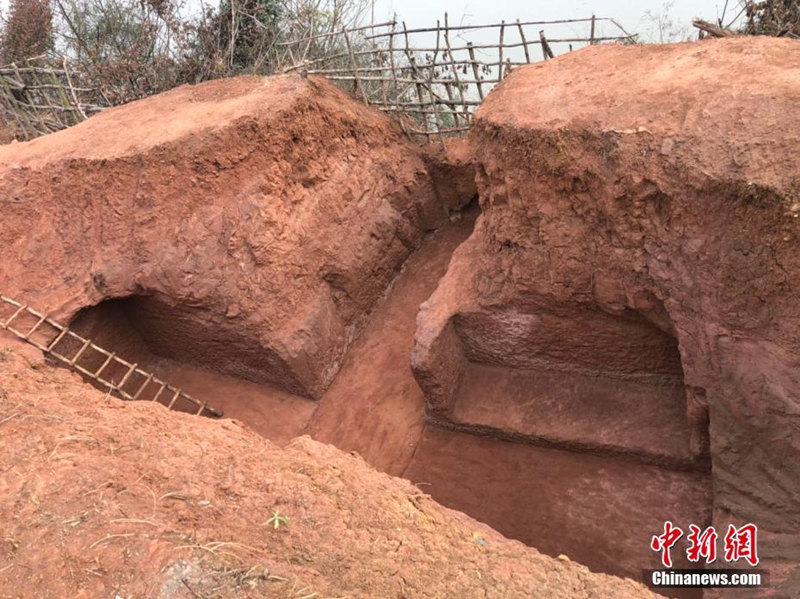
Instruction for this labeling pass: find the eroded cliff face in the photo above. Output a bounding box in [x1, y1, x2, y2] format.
[0, 75, 465, 399]
[412, 37, 800, 591]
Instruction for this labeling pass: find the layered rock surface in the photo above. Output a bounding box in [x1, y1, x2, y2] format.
[412, 37, 800, 593]
[0, 75, 462, 398]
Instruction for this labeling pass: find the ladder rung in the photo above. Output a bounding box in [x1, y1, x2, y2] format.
[3, 304, 27, 328]
[152, 383, 168, 403]
[94, 352, 116, 377]
[167, 389, 181, 409]
[116, 363, 138, 393]
[24, 314, 48, 339]
[46, 327, 69, 351]
[69, 338, 92, 366]
[132, 373, 154, 399]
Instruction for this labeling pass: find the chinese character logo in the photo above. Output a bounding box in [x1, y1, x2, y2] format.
[724, 523, 759, 566]
[686, 524, 718, 564]
[650, 522, 758, 568]
[651, 521, 684, 568]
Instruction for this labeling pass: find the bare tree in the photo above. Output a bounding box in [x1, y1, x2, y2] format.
[641, 1, 690, 43]
[1, 0, 54, 62]
[742, 0, 800, 37]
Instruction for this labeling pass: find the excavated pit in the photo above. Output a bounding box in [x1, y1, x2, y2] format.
[406, 38, 800, 595]
[6, 39, 800, 596]
[47, 207, 710, 595]
[407, 298, 713, 590]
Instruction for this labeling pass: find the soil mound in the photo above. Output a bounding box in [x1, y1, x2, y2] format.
[412, 37, 800, 591]
[0, 75, 464, 399]
[0, 340, 656, 598]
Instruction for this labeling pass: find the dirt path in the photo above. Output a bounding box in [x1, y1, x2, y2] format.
[306, 211, 478, 476]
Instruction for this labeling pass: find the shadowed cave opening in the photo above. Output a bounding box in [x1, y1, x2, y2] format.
[61, 295, 318, 442]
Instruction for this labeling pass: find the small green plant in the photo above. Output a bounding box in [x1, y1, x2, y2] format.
[264, 509, 289, 530]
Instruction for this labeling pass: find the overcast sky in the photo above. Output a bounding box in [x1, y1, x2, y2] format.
[0, 0, 741, 44]
[373, 0, 734, 42]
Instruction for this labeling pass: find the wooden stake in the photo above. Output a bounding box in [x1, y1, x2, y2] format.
[343, 28, 368, 104]
[467, 42, 484, 101]
[498, 21, 505, 79]
[539, 30, 555, 59]
[388, 22, 406, 134]
[444, 12, 468, 129]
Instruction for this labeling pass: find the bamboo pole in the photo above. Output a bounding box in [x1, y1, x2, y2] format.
[498, 21, 505, 79]
[467, 42, 484, 101]
[443, 12, 469, 129]
[429, 19, 447, 145]
[44, 62, 78, 126]
[62, 57, 88, 120]
[539, 30, 555, 59]
[374, 30, 389, 110]
[387, 22, 407, 135]
[306, 59, 523, 75]
[283, 35, 628, 72]
[363, 16, 614, 39]
[343, 28, 368, 104]
[276, 20, 396, 46]
[517, 20, 531, 63]
[402, 21, 430, 142]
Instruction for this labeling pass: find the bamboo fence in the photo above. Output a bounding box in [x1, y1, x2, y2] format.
[0, 55, 103, 141]
[0, 15, 634, 143]
[279, 14, 634, 140]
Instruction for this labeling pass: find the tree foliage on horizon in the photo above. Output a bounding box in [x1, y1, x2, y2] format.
[0, 0, 53, 62]
[0, 0, 372, 103]
[740, 0, 800, 36]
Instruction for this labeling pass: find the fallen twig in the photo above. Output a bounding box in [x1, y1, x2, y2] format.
[87, 532, 136, 549]
[693, 18, 737, 37]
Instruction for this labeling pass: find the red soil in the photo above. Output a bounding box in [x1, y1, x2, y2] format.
[3, 37, 797, 598]
[412, 37, 800, 596]
[0, 75, 460, 399]
[307, 209, 478, 474]
[0, 341, 657, 598]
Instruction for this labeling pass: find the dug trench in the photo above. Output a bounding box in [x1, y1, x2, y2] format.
[56, 196, 711, 597]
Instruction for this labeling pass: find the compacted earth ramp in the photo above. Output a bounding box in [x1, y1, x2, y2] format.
[1, 36, 798, 598]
